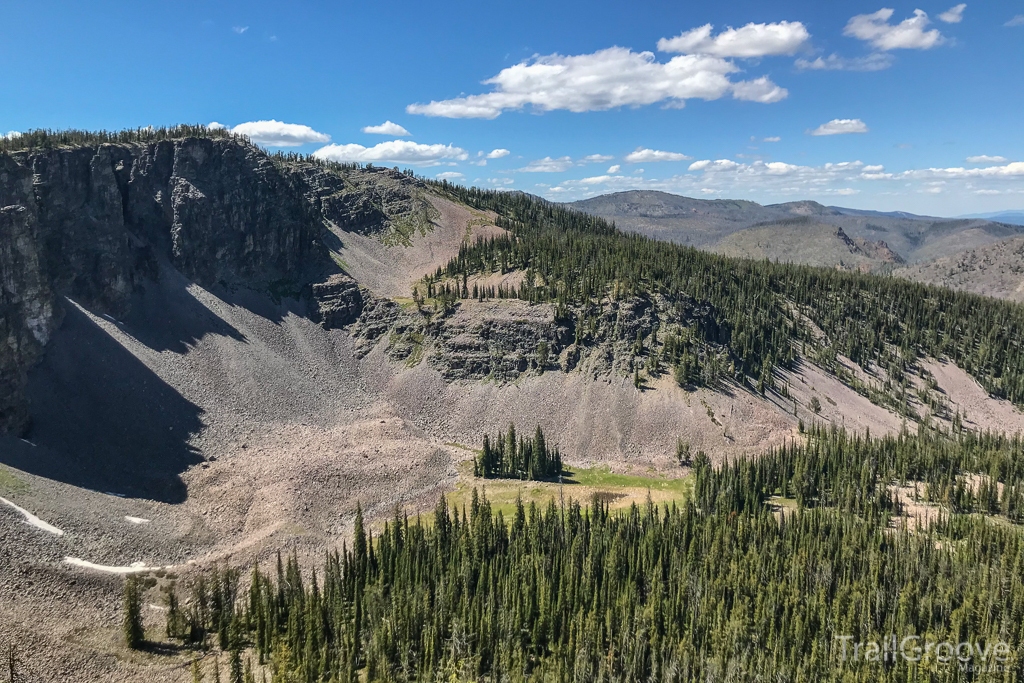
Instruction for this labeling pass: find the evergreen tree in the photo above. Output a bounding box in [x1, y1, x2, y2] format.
[122, 575, 145, 650]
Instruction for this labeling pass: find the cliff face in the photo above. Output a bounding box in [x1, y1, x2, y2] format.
[0, 137, 335, 434]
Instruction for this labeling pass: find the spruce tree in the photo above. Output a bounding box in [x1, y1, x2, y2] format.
[122, 575, 144, 649]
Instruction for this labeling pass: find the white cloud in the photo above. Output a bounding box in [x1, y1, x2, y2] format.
[900, 162, 1024, 179]
[763, 136, 781, 142]
[231, 120, 331, 147]
[488, 178, 515, 186]
[657, 21, 810, 57]
[518, 156, 574, 172]
[579, 175, 621, 184]
[486, 148, 511, 159]
[232, 26, 249, 34]
[625, 148, 691, 163]
[731, 76, 789, 103]
[688, 159, 741, 171]
[607, 164, 621, 174]
[809, 118, 869, 136]
[407, 46, 786, 118]
[863, 164, 885, 172]
[206, 121, 227, 131]
[313, 140, 469, 166]
[362, 121, 411, 136]
[2, 131, 20, 140]
[436, 171, 465, 180]
[581, 154, 614, 164]
[937, 4, 966, 24]
[844, 9, 944, 51]
[1007, 15, 1024, 27]
[966, 155, 1008, 164]
[795, 53, 894, 71]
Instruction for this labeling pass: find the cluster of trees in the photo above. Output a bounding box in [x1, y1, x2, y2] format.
[162, 427, 1024, 682]
[474, 424, 563, 480]
[0, 124, 238, 153]
[426, 182, 1024, 407]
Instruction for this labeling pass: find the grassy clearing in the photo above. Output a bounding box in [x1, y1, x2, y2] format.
[434, 461, 692, 523]
[0, 466, 28, 494]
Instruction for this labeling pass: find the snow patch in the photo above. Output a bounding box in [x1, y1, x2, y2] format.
[0, 496, 65, 536]
[64, 558, 170, 574]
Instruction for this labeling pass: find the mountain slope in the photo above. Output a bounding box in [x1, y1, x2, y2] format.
[895, 235, 1024, 302]
[568, 189, 1024, 266]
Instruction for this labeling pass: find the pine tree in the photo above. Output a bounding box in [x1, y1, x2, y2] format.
[122, 575, 145, 649]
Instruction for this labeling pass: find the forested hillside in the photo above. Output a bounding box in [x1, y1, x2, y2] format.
[429, 182, 1024, 412]
[170, 426, 1024, 682]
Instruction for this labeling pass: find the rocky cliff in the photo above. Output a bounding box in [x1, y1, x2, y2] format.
[0, 136, 416, 434]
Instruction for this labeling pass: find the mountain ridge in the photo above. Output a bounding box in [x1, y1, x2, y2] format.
[567, 189, 1024, 267]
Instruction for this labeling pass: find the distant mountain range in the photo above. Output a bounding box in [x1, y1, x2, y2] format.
[958, 210, 1024, 226]
[567, 190, 1024, 270]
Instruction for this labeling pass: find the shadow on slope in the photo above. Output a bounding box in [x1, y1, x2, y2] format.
[119, 264, 249, 354]
[0, 301, 205, 503]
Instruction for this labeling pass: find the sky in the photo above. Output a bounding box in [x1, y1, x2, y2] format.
[2, 1, 1023, 216]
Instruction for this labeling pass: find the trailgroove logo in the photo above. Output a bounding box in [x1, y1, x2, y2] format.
[835, 635, 1010, 672]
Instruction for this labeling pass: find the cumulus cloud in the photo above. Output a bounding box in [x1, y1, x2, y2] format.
[795, 52, 894, 71]
[844, 9, 944, 50]
[231, 120, 331, 146]
[1007, 15, 1024, 27]
[579, 175, 621, 184]
[966, 155, 1008, 164]
[809, 118, 869, 136]
[763, 136, 781, 142]
[732, 76, 788, 103]
[435, 171, 465, 180]
[313, 140, 468, 166]
[2, 131, 20, 140]
[407, 45, 787, 118]
[581, 154, 614, 164]
[625, 148, 691, 163]
[362, 121, 411, 136]
[607, 164, 621, 174]
[689, 159, 741, 171]
[938, 4, 966, 23]
[657, 21, 809, 57]
[518, 156, 574, 172]
[206, 121, 227, 131]
[486, 148, 511, 159]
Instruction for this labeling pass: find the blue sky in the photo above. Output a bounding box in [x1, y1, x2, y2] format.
[3, 1, 1023, 215]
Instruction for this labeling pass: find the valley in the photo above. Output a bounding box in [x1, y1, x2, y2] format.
[3, 130, 1024, 681]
